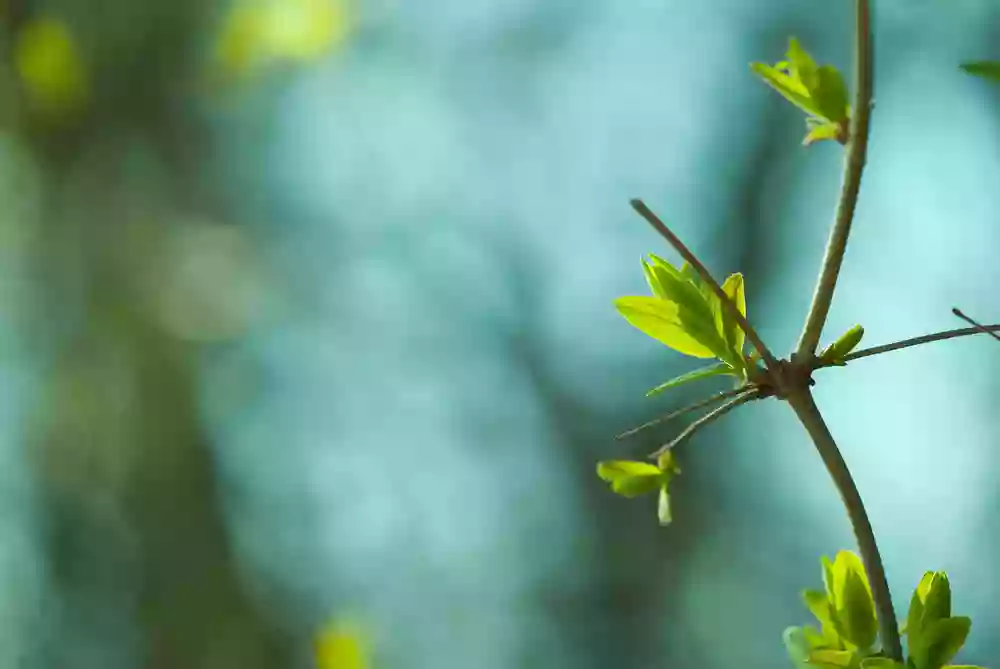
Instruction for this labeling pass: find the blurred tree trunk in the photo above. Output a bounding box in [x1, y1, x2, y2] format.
[3, 1, 296, 667]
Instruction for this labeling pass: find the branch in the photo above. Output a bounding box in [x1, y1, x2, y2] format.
[616, 386, 751, 441]
[830, 324, 1000, 363]
[952, 307, 1000, 343]
[647, 390, 758, 460]
[785, 387, 903, 662]
[630, 199, 779, 370]
[795, 0, 875, 360]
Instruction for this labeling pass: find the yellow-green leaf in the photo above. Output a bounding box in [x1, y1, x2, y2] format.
[719, 272, 747, 361]
[804, 121, 845, 146]
[596, 460, 663, 498]
[787, 37, 820, 91]
[615, 296, 717, 358]
[750, 62, 819, 117]
[812, 65, 850, 123]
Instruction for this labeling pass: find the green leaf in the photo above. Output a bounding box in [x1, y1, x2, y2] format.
[596, 461, 663, 498]
[615, 296, 718, 358]
[657, 484, 672, 525]
[645, 362, 735, 397]
[751, 62, 819, 117]
[803, 589, 840, 645]
[827, 551, 877, 650]
[804, 121, 845, 146]
[906, 571, 953, 659]
[839, 562, 877, 650]
[820, 325, 865, 364]
[960, 61, 1000, 82]
[623, 255, 733, 361]
[787, 37, 819, 91]
[860, 660, 905, 669]
[812, 65, 850, 123]
[784, 626, 816, 669]
[719, 272, 747, 361]
[807, 649, 858, 669]
[913, 617, 971, 669]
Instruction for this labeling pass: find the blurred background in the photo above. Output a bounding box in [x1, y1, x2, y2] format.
[0, 0, 998, 667]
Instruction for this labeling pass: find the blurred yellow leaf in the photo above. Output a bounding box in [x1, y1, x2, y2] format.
[13, 17, 88, 118]
[215, 0, 351, 77]
[316, 621, 369, 669]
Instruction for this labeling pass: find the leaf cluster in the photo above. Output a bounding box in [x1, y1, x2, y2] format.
[784, 555, 982, 669]
[596, 453, 680, 526]
[615, 254, 751, 396]
[751, 38, 851, 146]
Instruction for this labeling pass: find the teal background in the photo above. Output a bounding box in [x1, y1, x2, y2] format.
[0, 0, 998, 666]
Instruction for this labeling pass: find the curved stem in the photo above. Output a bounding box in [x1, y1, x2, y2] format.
[786, 388, 902, 661]
[630, 199, 779, 370]
[796, 0, 874, 359]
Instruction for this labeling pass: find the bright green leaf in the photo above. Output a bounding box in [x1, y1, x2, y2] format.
[860, 659, 905, 669]
[787, 37, 820, 91]
[812, 65, 850, 123]
[645, 363, 735, 396]
[960, 61, 1000, 82]
[804, 121, 845, 146]
[838, 560, 877, 650]
[820, 325, 865, 364]
[807, 648, 858, 669]
[750, 62, 820, 117]
[596, 460, 663, 498]
[913, 617, 971, 669]
[803, 589, 840, 645]
[615, 296, 718, 358]
[906, 571, 953, 659]
[719, 272, 747, 361]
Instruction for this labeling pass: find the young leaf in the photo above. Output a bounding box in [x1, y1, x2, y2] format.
[912, 616, 971, 669]
[596, 460, 663, 498]
[615, 296, 718, 358]
[719, 272, 747, 362]
[750, 62, 818, 116]
[806, 649, 858, 669]
[838, 561, 878, 650]
[860, 660, 905, 669]
[803, 589, 840, 645]
[906, 571, 952, 659]
[645, 362, 735, 397]
[820, 325, 865, 364]
[960, 61, 1000, 82]
[812, 65, 850, 123]
[787, 37, 820, 91]
[804, 121, 845, 146]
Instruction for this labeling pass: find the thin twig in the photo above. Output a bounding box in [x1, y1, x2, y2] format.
[830, 324, 1000, 364]
[795, 0, 875, 360]
[952, 307, 1000, 343]
[648, 391, 758, 460]
[786, 387, 902, 662]
[630, 198, 779, 370]
[616, 386, 751, 441]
